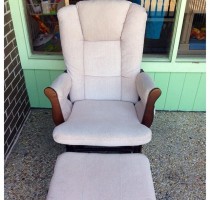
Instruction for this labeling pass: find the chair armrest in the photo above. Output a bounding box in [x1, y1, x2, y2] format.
[135, 72, 161, 127]
[44, 73, 72, 125]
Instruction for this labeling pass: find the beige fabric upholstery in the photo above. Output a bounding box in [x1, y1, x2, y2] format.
[136, 73, 155, 105]
[135, 100, 145, 123]
[53, 100, 152, 146]
[47, 152, 156, 200]
[84, 41, 121, 100]
[77, 0, 130, 41]
[85, 76, 121, 100]
[135, 72, 156, 122]
[121, 4, 147, 102]
[50, 73, 72, 121]
[84, 41, 121, 77]
[50, 1, 157, 146]
[57, 6, 84, 102]
[57, 1, 147, 103]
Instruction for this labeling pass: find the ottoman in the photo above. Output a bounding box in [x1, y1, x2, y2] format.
[47, 153, 156, 200]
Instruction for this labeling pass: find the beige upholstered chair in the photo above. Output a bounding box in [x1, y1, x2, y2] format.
[45, 0, 161, 152]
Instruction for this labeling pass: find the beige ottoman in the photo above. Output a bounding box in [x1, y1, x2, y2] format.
[47, 152, 156, 200]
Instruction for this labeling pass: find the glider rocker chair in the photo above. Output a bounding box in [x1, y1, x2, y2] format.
[44, 0, 161, 153]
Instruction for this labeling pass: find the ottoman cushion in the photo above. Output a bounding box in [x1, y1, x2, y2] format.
[47, 152, 156, 200]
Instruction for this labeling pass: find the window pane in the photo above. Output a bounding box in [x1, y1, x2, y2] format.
[25, 0, 178, 55]
[178, 0, 206, 57]
[25, 1, 65, 54]
[136, 0, 178, 55]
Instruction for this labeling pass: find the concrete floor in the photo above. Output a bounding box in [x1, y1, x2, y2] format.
[5, 109, 206, 200]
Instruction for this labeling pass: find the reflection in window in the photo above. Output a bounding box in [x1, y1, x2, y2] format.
[179, 0, 206, 56]
[25, 0, 65, 54]
[135, 0, 177, 55]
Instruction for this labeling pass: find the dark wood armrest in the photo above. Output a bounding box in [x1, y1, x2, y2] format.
[141, 88, 161, 128]
[44, 87, 64, 126]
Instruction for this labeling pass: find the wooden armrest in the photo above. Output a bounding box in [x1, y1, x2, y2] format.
[141, 88, 161, 127]
[44, 87, 64, 126]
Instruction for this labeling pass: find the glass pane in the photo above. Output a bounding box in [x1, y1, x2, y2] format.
[25, 0, 65, 54]
[178, 0, 206, 57]
[137, 0, 178, 55]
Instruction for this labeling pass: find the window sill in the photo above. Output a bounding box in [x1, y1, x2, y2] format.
[176, 55, 206, 63]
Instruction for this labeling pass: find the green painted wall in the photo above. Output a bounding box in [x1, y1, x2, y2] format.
[23, 69, 206, 111]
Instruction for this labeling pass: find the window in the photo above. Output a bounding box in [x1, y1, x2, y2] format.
[137, 0, 177, 55]
[25, 0, 66, 54]
[25, 0, 178, 56]
[178, 0, 206, 57]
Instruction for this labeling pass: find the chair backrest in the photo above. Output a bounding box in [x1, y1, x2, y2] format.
[58, 0, 147, 103]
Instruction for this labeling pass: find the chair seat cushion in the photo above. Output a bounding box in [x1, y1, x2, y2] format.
[53, 100, 151, 146]
[47, 152, 156, 200]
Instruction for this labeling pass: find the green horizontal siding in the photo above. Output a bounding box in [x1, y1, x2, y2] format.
[154, 73, 170, 110]
[23, 70, 39, 107]
[164, 73, 186, 110]
[178, 73, 201, 111]
[193, 73, 206, 111]
[23, 69, 206, 111]
[24, 69, 63, 108]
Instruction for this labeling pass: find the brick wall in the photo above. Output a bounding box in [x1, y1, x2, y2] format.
[4, 0, 30, 160]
